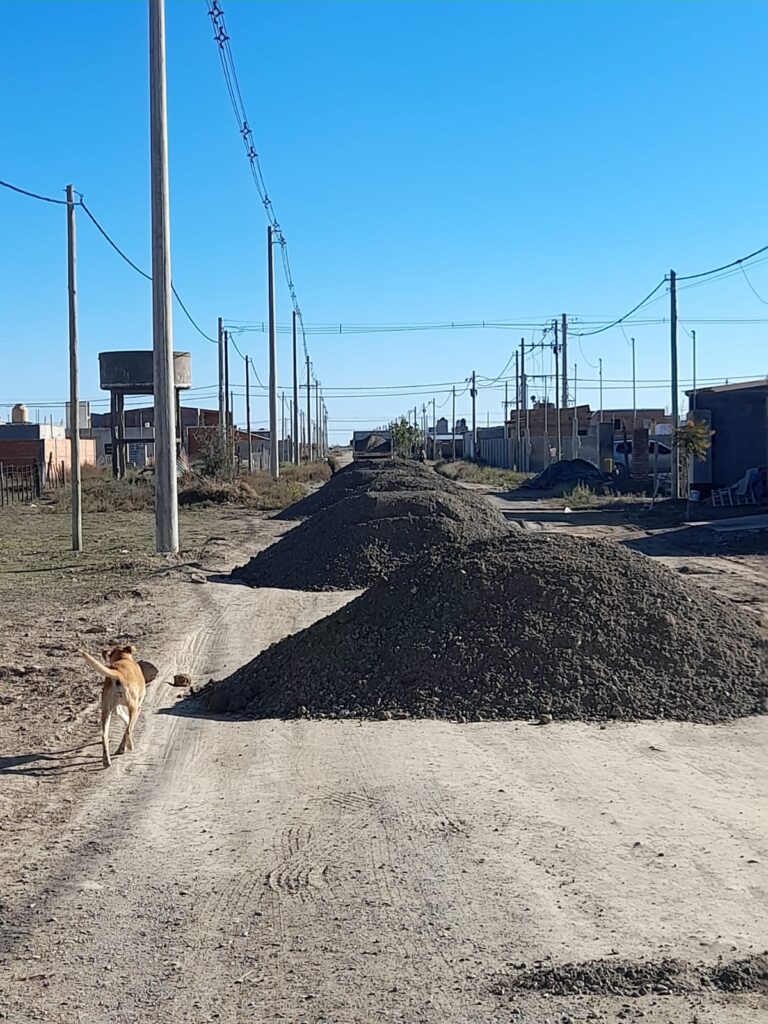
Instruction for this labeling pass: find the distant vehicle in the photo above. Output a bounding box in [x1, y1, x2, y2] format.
[352, 430, 392, 462]
[613, 439, 672, 473]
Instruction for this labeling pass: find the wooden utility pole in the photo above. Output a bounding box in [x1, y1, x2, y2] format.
[292, 310, 300, 464]
[267, 225, 279, 478]
[149, 0, 178, 553]
[66, 184, 82, 552]
[670, 269, 680, 498]
[306, 356, 312, 460]
[561, 313, 568, 408]
[244, 354, 253, 472]
[451, 386, 456, 461]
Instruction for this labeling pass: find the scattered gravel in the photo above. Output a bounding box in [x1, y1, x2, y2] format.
[234, 487, 511, 591]
[205, 533, 767, 721]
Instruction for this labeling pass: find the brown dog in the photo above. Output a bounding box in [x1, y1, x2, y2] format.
[79, 645, 146, 768]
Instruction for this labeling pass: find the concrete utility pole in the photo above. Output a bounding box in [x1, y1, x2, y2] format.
[267, 226, 279, 479]
[281, 391, 286, 464]
[451, 385, 456, 461]
[515, 351, 521, 441]
[470, 370, 477, 450]
[573, 363, 578, 406]
[561, 313, 568, 408]
[599, 358, 604, 423]
[217, 317, 226, 459]
[631, 337, 637, 429]
[519, 338, 527, 413]
[315, 382, 320, 460]
[244, 354, 253, 472]
[431, 398, 436, 459]
[504, 379, 509, 427]
[306, 355, 312, 460]
[292, 310, 300, 464]
[223, 330, 230, 431]
[691, 329, 697, 411]
[553, 319, 561, 459]
[670, 269, 680, 499]
[148, 0, 178, 553]
[66, 184, 82, 552]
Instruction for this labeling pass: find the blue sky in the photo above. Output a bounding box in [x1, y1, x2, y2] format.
[1, 0, 766, 438]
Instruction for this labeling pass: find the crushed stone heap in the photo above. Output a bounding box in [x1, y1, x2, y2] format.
[207, 533, 767, 723]
[234, 487, 512, 591]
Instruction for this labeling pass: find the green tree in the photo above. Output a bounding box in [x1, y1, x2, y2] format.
[389, 417, 421, 457]
[675, 419, 714, 462]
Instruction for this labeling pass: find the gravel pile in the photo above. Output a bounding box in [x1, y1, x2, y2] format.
[495, 954, 768, 997]
[276, 460, 457, 520]
[206, 533, 767, 722]
[234, 487, 511, 591]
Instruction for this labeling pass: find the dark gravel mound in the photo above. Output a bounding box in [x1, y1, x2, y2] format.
[206, 533, 767, 722]
[524, 457, 608, 490]
[495, 953, 768, 997]
[234, 488, 511, 591]
[276, 460, 455, 520]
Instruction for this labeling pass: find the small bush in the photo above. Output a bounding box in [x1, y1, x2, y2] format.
[279, 462, 332, 484]
[435, 460, 530, 489]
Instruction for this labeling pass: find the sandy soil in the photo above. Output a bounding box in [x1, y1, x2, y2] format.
[1, 496, 767, 1023]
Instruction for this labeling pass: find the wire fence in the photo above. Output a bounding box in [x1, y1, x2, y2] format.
[0, 460, 67, 508]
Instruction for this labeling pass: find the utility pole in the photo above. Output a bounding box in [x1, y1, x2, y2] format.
[553, 319, 561, 459]
[504, 379, 509, 428]
[431, 398, 436, 460]
[573, 363, 578, 407]
[217, 316, 226, 459]
[599, 358, 604, 423]
[631, 337, 637, 430]
[518, 352, 524, 440]
[670, 269, 680, 499]
[224, 330, 230, 431]
[292, 310, 300, 464]
[451, 385, 457, 461]
[66, 184, 82, 552]
[691, 329, 697, 411]
[267, 225, 279, 478]
[244, 354, 252, 472]
[519, 338, 527, 412]
[149, 0, 178, 553]
[470, 370, 477, 452]
[315, 382, 320, 460]
[561, 313, 568, 407]
[281, 390, 286, 465]
[306, 355, 312, 460]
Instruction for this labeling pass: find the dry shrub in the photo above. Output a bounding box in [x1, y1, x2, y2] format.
[435, 460, 530, 488]
[279, 462, 332, 484]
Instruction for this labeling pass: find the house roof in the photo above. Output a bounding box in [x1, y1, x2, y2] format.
[685, 378, 768, 397]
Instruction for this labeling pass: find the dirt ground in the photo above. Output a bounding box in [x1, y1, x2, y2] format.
[1, 493, 767, 1023]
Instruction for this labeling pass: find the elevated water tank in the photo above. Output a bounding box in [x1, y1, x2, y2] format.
[11, 403, 29, 424]
[98, 351, 192, 394]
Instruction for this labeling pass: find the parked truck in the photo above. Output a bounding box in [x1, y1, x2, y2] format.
[351, 429, 393, 462]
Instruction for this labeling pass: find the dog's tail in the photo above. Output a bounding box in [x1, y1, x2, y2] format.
[79, 649, 121, 681]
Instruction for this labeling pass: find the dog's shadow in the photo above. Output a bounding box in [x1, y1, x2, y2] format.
[0, 742, 103, 777]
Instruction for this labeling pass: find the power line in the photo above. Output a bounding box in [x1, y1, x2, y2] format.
[206, 0, 310, 362]
[572, 279, 667, 337]
[677, 243, 768, 282]
[0, 179, 70, 205]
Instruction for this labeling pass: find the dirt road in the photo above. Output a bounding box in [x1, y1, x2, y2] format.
[1, 501, 767, 1023]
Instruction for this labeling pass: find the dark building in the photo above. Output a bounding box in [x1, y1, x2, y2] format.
[687, 379, 768, 492]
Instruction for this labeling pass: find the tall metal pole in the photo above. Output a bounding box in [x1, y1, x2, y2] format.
[561, 313, 568, 408]
[631, 337, 637, 430]
[217, 316, 226, 458]
[670, 269, 680, 499]
[306, 356, 312, 460]
[66, 185, 82, 552]
[451, 385, 456, 460]
[691, 329, 697, 411]
[244, 355, 252, 472]
[292, 310, 300, 464]
[149, 0, 178, 553]
[267, 226, 279, 478]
